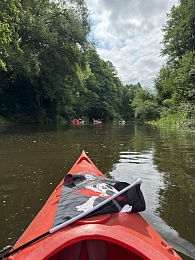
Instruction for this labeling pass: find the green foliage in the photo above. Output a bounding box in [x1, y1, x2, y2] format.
[154, 65, 175, 105]
[77, 49, 123, 121]
[132, 88, 160, 121]
[173, 51, 195, 102]
[119, 83, 141, 120]
[154, 0, 195, 129]
[0, 0, 91, 122]
[161, 0, 195, 62]
[0, 0, 168, 124]
[0, 0, 21, 70]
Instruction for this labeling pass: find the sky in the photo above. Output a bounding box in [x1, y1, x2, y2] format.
[85, 0, 179, 88]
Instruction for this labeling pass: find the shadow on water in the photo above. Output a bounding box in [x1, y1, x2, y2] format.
[0, 123, 195, 259]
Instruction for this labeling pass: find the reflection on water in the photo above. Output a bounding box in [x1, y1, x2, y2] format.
[0, 123, 195, 259]
[110, 150, 164, 211]
[111, 149, 195, 259]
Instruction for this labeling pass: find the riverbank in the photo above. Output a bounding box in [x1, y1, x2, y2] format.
[150, 113, 195, 131]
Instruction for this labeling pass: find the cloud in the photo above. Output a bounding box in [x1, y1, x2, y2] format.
[86, 0, 179, 87]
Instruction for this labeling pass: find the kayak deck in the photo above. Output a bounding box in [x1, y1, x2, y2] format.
[6, 151, 181, 260]
[8, 213, 181, 260]
[43, 213, 180, 260]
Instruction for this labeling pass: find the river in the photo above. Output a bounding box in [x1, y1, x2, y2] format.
[0, 123, 195, 259]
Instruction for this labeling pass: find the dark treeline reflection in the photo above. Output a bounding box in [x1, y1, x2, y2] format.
[153, 129, 195, 244]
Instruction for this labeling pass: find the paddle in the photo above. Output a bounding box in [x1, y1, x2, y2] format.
[0, 178, 142, 259]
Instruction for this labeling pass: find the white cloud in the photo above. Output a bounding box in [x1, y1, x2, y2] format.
[86, 0, 179, 87]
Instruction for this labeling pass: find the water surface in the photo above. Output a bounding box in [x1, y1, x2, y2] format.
[0, 123, 194, 259]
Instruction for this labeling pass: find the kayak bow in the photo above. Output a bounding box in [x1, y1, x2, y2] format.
[2, 151, 181, 260]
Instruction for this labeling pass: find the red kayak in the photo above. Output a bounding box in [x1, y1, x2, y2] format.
[71, 119, 84, 125]
[2, 151, 181, 260]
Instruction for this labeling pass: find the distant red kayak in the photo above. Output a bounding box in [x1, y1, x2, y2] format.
[71, 119, 84, 125]
[3, 151, 181, 260]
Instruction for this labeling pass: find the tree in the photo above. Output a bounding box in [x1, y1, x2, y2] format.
[0, 0, 91, 121]
[161, 0, 195, 63]
[132, 88, 160, 121]
[0, 0, 21, 71]
[77, 49, 123, 121]
[119, 83, 141, 120]
[154, 65, 176, 106]
[155, 0, 195, 120]
[173, 51, 195, 102]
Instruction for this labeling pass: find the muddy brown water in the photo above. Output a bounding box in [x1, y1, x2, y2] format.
[0, 123, 195, 259]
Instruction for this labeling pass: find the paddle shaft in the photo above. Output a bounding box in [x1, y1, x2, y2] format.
[0, 232, 50, 259]
[0, 178, 142, 259]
